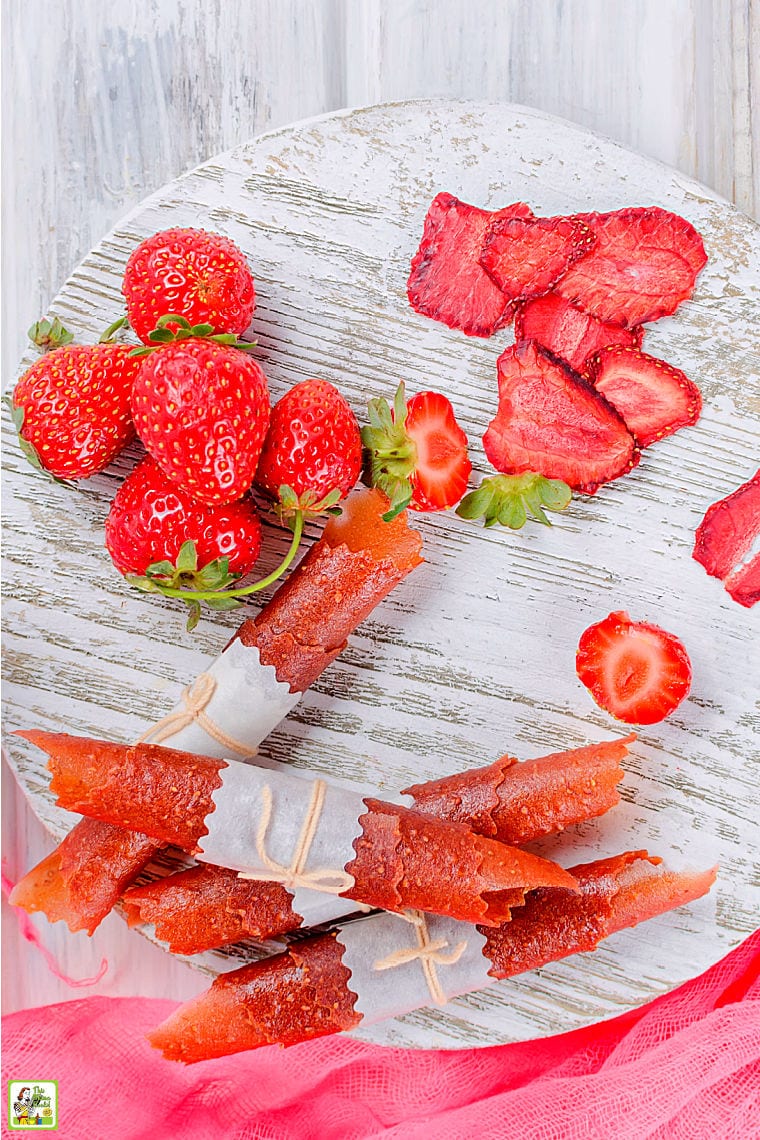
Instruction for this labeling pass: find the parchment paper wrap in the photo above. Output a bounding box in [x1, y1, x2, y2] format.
[142, 640, 301, 759]
[196, 760, 371, 926]
[339, 911, 493, 1025]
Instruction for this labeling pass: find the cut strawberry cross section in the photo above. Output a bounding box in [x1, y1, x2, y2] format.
[480, 215, 595, 302]
[586, 346, 702, 448]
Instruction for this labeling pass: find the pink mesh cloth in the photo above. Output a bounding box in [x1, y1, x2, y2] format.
[3, 931, 758, 1139]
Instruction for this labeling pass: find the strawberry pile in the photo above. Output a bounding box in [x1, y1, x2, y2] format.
[10, 228, 365, 628]
[408, 194, 706, 495]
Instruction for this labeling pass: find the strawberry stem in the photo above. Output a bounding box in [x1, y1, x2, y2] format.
[99, 315, 131, 343]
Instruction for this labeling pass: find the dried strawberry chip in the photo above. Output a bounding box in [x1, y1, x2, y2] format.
[555, 207, 707, 327]
[480, 216, 595, 301]
[514, 292, 643, 374]
[693, 470, 760, 581]
[483, 341, 638, 493]
[586, 346, 702, 448]
[407, 193, 533, 337]
[724, 555, 760, 608]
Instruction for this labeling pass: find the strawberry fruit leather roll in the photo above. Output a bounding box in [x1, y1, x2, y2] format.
[10, 489, 423, 933]
[149, 852, 716, 1062]
[21, 731, 578, 926]
[121, 737, 629, 953]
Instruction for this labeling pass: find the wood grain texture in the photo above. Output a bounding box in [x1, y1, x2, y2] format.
[3, 100, 759, 1048]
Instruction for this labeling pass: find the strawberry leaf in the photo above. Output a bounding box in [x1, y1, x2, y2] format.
[28, 317, 74, 351]
[175, 540, 198, 575]
[456, 473, 571, 530]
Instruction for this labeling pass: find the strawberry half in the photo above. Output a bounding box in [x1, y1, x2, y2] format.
[586, 346, 702, 447]
[479, 215, 595, 302]
[11, 342, 140, 479]
[514, 292, 643, 374]
[693, 470, 760, 582]
[123, 228, 256, 344]
[576, 611, 692, 725]
[256, 379, 362, 515]
[483, 341, 638, 493]
[555, 207, 708, 327]
[362, 384, 472, 516]
[130, 338, 270, 506]
[407, 193, 533, 337]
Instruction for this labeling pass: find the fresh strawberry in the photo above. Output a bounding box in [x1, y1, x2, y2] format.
[123, 228, 256, 344]
[105, 456, 262, 578]
[576, 611, 692, 725]
[11, 341, 139, 479]
[130, 338, 270, 506]
[256, 379, 362, 514]
[479, 215, 595, 301]
[555, 207, 707, 327]
[407, 193, 533, 337]
[483, 341, 638, 493]
[514, 292, 643, 374]
[585, 346, 702, 447]
[693, 470, 760, 582]
[362, 383, 471, 516]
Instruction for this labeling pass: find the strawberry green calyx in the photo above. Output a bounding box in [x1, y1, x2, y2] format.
[28, 317, 74, 351]
[361, 382, 417, 521]
[274, 484, 343, 527]
[456, 473, 572, 530]
[99, 315, 132, 343]
[126, 515, 304, 632]
[129, 314, 258, 357]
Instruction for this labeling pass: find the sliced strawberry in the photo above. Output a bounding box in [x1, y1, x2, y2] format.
[514, 292, 643, 374]
[362, 384, 471, 514]
[724, 555, 760, 608]
[555, 207, 707, 327]
[693, 470, 760, 580]
[586, 346, 702, 447]
[479, 215, 595, 301]
[407, 193, 533, 337]
[576, 611, 692, 725]
[482, 341, 638, 493]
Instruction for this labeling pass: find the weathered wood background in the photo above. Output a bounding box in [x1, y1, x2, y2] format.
[2, 0, 759, 1040]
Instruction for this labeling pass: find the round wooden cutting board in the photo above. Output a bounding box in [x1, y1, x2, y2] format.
[2, 100, 759, 1049]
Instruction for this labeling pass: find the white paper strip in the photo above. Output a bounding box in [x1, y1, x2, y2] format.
[144, 640, 300, 759]
[196, 759, 369, 927]
[338, 911, 493, 1025]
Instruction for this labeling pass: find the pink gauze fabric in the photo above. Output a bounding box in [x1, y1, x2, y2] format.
[2, 931, 759, 1140]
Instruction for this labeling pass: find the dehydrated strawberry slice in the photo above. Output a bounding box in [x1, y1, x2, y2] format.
[483, 341, 638, 493]
[480, 216, 595, 301]
[693, 470, 760, 580]
[724, 555, 760, 608]
[514, 292, 643, 374]
[586, 346, 702, 447]
[407, 193, 533, 337]
[555, 207, 707, 326]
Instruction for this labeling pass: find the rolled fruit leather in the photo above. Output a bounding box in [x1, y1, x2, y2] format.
[20, 731, 578, 929]
[121, 736, 630, 953]
[9, 488, 424, 934]
[149, 852, 717, 1062]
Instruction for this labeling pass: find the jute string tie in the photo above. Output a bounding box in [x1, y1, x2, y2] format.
[239, 780, 359, 897]
[138, 673, 255, 759]
[373, 909, 467, 1006]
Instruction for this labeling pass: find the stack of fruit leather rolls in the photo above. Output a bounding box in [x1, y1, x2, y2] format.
[19, 731, 579, 931]
[119, 737, 630, 953]
[9, 488, 423, 934]
[148, 851, 717, 1062]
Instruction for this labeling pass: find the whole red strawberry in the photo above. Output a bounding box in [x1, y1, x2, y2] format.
[11, 342, 139, 479]
[130, 338, 270, 507]
[256, 379, 362, 511]
[362, 383, 472, 516]
[123, 228, 256, 344]
[105, 456, 262, 577]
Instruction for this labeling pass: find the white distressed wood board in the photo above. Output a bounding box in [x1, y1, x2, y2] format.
[2, 100, 759, 1050]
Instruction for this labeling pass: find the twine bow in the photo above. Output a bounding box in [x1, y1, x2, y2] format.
[138, 673, 255, 759]
[373, 909, 468, 1006]
[238, 780, 358, 896]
